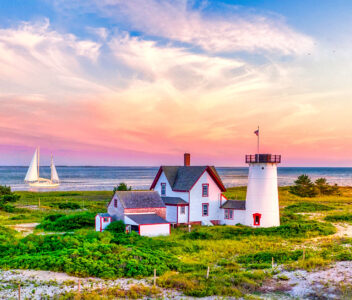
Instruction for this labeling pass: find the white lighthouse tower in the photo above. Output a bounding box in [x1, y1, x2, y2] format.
[244, 153, 281, 228]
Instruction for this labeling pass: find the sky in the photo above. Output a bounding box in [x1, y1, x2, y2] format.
[0, 0, 352, 167]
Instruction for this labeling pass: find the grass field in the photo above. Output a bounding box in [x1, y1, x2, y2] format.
[1, 187, 352, 298]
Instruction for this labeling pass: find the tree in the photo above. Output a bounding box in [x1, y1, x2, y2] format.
[315, 178, 340, 196]
[113, 182, 131, 195]
[289, 175, 318, 197]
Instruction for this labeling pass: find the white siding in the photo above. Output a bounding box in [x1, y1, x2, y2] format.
[221, 210, 246, 225]
[189, 171, 222, 223]
[166, 205, 177, 223]
[139, 224, 170, 236]
[107, 194, 124, 220]
[153, 172, 189, 201]
[95, 215, 100, 231]
[95, 215, 112, 232]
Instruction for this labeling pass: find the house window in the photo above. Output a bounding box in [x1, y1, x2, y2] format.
[103, 217, 108, 222]
[202, 184, 209, 197]
[114, 199, 117, 208]
[161, 183, 166, 196]
[202, 203, 209, 216]
[253, 213, 262, 226]
[224, 209, 234, 219]
[180, 206, 185, 215]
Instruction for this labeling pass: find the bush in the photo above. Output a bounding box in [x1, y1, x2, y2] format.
[315, 178, 340, 195]
[0, 185, 20, 211]
[284, 202, 333, 213]
[237, 250, 304, 266]
[57, 202, 81, 210]
[188, 221, 336, 240]
[0, 231, 180, 278]
[325, 214, 352, 222]
[289, 175, 318, 197]
[106, 220, 125, 234]
[37, 212, 95, 231]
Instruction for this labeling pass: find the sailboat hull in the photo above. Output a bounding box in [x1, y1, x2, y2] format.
[29, 181, 60, 188]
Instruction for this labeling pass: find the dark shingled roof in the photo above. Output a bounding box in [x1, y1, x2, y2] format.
[98, 213, 111, 217]
[115, 191, 165, 209]
[126, 213, 169, 224]
[158, 166, 225, 192]
[162, 196, 188, 205]
[221, 200, 246, 210]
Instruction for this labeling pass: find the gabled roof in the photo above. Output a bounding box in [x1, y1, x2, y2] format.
[150, 166, 226, 192]
[221, 200, 246, 210]
[125, 213, 169, 225]
[161, 196, 188, 205]
[97, 213, 111, 217]
[114, 191, 165, 209]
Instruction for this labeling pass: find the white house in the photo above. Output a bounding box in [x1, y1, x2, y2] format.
[100, 191, 170, 236]
[150, 153, 247, 226]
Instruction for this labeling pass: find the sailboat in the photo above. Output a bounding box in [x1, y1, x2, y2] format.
[24, 147, 60, 187]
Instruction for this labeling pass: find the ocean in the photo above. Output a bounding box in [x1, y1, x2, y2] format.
[1, 166, 352, 191]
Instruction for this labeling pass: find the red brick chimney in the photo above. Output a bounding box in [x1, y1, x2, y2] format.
[184, 153, 191, 166]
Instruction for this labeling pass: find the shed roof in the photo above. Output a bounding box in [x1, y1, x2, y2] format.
[161, 196, 188, 205]
[221, 200, 246, 210]
[97, 213, 111, 217]
[115, 191, 165, 209]
[150, 166, 225, 192]
[126, 213, 169, 225]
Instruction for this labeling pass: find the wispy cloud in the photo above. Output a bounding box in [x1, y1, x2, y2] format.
[74, 0, 314, 55]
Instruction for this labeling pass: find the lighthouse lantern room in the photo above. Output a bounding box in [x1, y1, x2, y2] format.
[244, 154, 281, 228]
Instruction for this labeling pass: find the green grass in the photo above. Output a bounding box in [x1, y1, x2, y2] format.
[1, 186, 352, 297]
[284, 202, 334, 213]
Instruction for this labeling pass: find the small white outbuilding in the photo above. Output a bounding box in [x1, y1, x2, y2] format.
[95, 213, 112, 232]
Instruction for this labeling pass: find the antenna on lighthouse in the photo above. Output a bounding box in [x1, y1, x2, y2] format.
[254, 126, 259, 154]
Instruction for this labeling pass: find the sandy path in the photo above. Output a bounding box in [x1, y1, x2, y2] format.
[261, 261, 352, 299]
[0, 269, 221, 300]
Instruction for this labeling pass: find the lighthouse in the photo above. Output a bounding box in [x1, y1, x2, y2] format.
[244, 153, 281, 227]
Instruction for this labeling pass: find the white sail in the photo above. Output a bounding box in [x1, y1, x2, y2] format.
[51, 156, 59, 182]
[25, 149, 38, 182]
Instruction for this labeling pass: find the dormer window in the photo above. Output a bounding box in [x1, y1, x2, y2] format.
[202, 184, 209, 197]
[161, 183, 166, 196]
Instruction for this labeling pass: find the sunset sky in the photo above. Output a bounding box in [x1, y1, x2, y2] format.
[1, 0, 352, 166]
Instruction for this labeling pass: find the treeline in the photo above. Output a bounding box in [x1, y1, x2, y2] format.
[289, 175, 340, 198]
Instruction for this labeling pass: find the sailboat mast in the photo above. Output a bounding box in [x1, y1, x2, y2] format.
[37, 147, 40, 179]
[51, 154, 53, 182]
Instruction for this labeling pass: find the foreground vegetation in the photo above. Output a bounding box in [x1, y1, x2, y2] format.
[1, 186, 352, 298]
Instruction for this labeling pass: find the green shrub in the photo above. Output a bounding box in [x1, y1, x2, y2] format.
[188, 221, 336, 240]
[57, 202, 81, 210]
[284, 202, 333, 213]
[106, 220, 125, 234]
[237, 250, 304, 265]
[37, 212, 95, 231]
[315, 178, 340, 196]
[325, 214, 352, 222]
[0, 231, 180, 278]
[0, 185, 20, 211]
